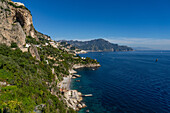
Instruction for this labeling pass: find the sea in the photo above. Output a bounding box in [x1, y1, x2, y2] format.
[70, 51, 170, 113]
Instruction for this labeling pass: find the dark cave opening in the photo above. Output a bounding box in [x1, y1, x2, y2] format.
[15, 11, 25, 27]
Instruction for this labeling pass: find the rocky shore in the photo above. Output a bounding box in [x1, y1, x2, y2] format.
[58, 63, 100, 111]
[58, 73, 85, 111]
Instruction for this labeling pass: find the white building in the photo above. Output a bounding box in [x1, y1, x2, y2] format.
[45, 43, 49, 46]
[35, 45, 40, 48]
[25, 44, 31, 48]
[81, 57, 86, 60]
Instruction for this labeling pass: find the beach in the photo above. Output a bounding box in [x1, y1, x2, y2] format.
[58, 69, 86, 111]
[58, 63, 100, 111]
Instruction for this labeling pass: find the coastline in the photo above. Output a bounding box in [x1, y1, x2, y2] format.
[58, 63, 101, 111]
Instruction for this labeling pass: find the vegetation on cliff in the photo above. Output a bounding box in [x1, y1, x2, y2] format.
[0, 44, 74, 112]
[0, 0, 100, 112]
[0, 42, 99, 112]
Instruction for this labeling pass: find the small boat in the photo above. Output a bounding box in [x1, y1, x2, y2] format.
[92, 69, 95, 70]
[155, 59, 158, 62]
[76, 80, 80, 82]
[73, 74, 81, 77]
[86, 109, 90, 112]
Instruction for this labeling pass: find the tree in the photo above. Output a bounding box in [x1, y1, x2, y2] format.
[11, 42, 18, 48]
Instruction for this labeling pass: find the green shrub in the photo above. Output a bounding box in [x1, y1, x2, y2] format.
[26, 36, 40, 45]
[5, 8, 10, 12]
[0, 43, 99, 113]
[0, 44, 76, 112]
[0, 69, 13, 81]
[11, 42, 18, 48]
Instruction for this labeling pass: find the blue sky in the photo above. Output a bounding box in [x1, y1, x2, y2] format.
[13, 0, 170, 49]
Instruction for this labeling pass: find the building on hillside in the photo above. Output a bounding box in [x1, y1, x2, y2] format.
[35, 45, 40, 48]
[81, 57, 86, 60]
[45, 43, 49, 46]
[25, 44, 31, 48]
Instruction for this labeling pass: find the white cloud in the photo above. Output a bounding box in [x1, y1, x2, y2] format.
[107, 37, 170, 45]
[105, 37, 170, 50]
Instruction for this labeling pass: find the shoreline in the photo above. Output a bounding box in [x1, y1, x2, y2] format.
[58, 63, 101, 111]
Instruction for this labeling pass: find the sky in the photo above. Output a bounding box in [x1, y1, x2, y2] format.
[13, 0, 170, 50]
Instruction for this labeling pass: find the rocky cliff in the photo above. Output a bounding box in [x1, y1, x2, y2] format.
[29, 44, 40, 61]
[0, 0, 50, 47]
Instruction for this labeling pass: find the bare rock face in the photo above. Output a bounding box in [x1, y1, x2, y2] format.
[29, 44, 40, 61]
[0, 0, 38, 47]
[0, 0, 52, 48]
[0, 21, 26, 47]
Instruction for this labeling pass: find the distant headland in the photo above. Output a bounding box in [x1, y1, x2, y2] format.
[60, 39, 133, 52]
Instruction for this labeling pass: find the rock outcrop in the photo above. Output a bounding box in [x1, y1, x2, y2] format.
[29, 44, 40, 61]
[0, 0, 51, 47]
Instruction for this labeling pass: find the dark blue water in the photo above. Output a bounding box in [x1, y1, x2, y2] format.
[70, 51, 170, 113]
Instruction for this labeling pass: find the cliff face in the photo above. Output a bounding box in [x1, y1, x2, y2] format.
[29, 44, 40, 61]
[0, 0, 50, 47]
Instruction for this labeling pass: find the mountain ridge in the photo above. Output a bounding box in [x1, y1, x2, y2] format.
[61, 38, 133, 52]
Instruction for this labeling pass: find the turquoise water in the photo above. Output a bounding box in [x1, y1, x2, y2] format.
[70, 51, 170, 113]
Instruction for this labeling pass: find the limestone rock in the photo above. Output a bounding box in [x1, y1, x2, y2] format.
[0, 0, 51, 47]
[0, 22, 26, 47]
[29, 44, 40, 61]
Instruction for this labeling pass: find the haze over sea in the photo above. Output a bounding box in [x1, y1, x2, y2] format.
[71, 51, 170, 113]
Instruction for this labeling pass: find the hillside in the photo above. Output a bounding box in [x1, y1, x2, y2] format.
[0, 0, 100, 112]
[63, 39, 133, 52]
